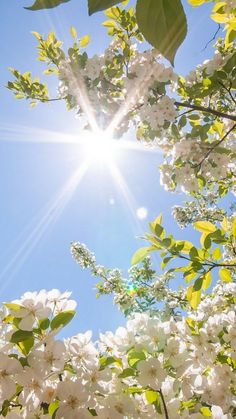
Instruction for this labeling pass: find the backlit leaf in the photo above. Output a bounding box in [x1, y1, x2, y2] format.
[219, 268, 232, 283]
[136, 0, 187, 64]
[51, 310, 75, 330]
[88, 0, 122, 15]
[194, 221, 216, 234]
[26, 0, 70, 11]
[131, 247, 151, 265]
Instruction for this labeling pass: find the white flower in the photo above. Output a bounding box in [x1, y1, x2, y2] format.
[56, 380, 90, 419]
[17, 367, 45, 409]
[28, 339, 66, 373]
[0, 354, 22, 402]
[10, 291, 51, 331]
[138, 358, 166, 390]
[211, 405, 228, 419]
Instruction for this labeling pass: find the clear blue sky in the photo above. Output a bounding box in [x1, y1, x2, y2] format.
[0, 0, 220, 337]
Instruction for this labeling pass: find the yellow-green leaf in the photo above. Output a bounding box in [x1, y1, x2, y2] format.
[188, 0, 209, 6]
[212, 248, 221, 260]
[232, 217, 236, 239]
[131, 247, 151, 265]
[200, 406, 212, 417]
[80, 35, 91, 48]
[102, 20, 117, 27]
[70, 26, 77, 39]
[203, 271, 212, 290]
[194, 221, 216, 234]
[219, 268, 232, 283]
[187, 285, 201, 309]
[176, 240, 193, 253]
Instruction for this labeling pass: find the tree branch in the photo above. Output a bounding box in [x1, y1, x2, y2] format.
[175, 101, 236, 122]
[159, 389, 170, 419]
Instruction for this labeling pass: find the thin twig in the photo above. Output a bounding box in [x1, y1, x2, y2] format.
[218, 80, 236, 106]
[201, 24, 221, 52]
[194, 123, 236, 171]
[159, 389, 170, 419]
[175, 109, 194, 121]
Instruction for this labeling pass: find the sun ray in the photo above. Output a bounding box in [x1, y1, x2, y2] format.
[107, 161, 146, 235]
[0, 122, 81, 144]
[0, 161, 89, 294]
[107, 63, 166, 138]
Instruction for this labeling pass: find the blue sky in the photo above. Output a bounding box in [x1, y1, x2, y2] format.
[0, 0, 221, 337]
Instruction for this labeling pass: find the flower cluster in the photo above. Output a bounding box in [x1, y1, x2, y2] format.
[160, 117, 236, 194]
[58, 43, 177, 137]
[172, 193, 225, 228]
[71, 243, 188, 316]
[7, 7, 236, 196]
[0, 284, 235, 418]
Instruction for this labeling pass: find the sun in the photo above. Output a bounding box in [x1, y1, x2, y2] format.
[83, 130, 118, 164]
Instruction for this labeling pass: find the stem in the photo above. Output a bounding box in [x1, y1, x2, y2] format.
[175, 109, 194, 120]
[201, 24, 221, 52]
[218, 80, 236, 106]
[194, 123, 236, 170]
[175, 101, 236, 122]
[159, 389, 170, 419]
[169, 249, 236, 269]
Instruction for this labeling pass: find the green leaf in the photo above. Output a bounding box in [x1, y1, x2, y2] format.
[17, 336, 34, 356]
[99, 355, 121, 369]
[26, 0, 70, 11]
[51, 310, 75, 330]
[88, 408, 98, 417]
[49, 401, 60, 417]
[193, 276, 203, 291]
[131, 247, 151, 265]
[10, 330, 33, 344]
[39, 318, 50, 330]
[176, 240, 193, 254]
[194, 221, 216, 234]
[136, 0, 187, 64]
[88, 0, 122, 15]
[219, 268, 232, 283]
[118, 368, 136, 378]
[128, 350, 146, 367]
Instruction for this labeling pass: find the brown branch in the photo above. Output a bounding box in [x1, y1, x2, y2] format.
[175, 101, 236, 122]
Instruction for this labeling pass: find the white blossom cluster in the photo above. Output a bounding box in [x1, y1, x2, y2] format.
[160, 117, 236, 194]
[58, 42, 177, 135]
[172, 196, 225, 228]
[0, 283, 235, 418]
[185, 50, 232, 86]
[71, 243, 188, 315]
